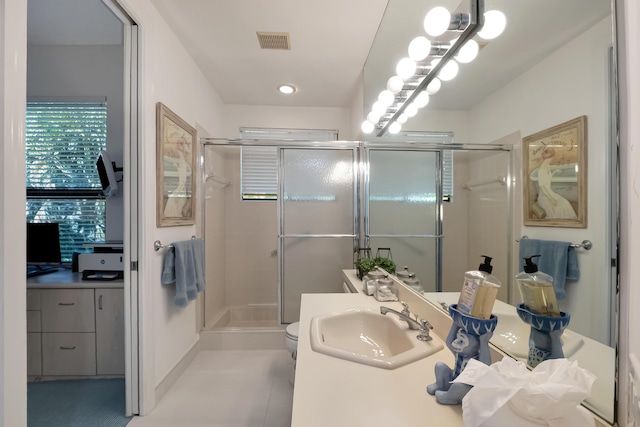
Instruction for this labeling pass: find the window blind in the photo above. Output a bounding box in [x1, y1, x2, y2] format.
[26, 101, 108, 262]
[239, 128, 339, 200]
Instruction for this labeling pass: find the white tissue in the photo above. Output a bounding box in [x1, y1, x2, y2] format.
[452, 357, 597, 427]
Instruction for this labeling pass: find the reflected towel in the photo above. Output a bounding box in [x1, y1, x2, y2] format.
[161, 238, 205, 307]
[518, 238, 579, 300]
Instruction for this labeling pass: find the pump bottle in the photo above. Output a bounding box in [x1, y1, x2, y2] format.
[515, 255, 561, 317]
[457, 256, 502, 320]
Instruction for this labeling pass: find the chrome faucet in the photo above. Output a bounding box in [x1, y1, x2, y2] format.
[380, 304, 434, 341]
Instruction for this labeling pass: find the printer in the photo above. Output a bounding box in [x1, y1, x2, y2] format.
[78, 241, 124, 280]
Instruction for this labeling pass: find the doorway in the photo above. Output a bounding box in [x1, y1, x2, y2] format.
[25, 0, 140, 419]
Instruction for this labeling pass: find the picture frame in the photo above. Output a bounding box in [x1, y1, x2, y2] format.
[156, 102, 197, 227]
[522, 115, 587, 228]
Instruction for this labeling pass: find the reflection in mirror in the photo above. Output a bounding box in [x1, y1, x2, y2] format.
[364, 0, 616, 423]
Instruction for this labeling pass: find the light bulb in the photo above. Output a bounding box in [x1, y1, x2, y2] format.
[378, 90, 395, 107]
[387, 76, 404, 94]
[438, 60, 459, 81]
[478, 10, 506, 40]
[455, 39, 479, 63]
[405, 103, 418, 118]
[277, 84, 296, 94]
[388, 122, 401, 134]
[414, 91, 430, 108]
[372, 101, 386, 115]
[408, 36, 431, 62]
[367, 111, 381, 123]
[426, 78, 442, 95]
[396, 57, 417, 80]
[361, 120, 375, 134]
[397, 114, 408, 124]
[424, 7, 451, 37]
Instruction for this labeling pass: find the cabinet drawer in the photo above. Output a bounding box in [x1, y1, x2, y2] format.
[41, 289, 95, 332]
[27, 333, 42, 376]
[27, 310, 41, 333]
[27, 289, 41, 310]
[42, 333, 96, 376]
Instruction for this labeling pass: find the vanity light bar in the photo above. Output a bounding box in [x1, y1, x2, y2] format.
[376, 0, 484, 136]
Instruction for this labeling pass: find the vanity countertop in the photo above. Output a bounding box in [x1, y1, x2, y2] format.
[329, 269, 613, 427]
[291, 292, 464, 427]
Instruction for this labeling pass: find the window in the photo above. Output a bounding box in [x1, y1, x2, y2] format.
[239, 128, 338, 200]
[399, 132, 455, 202]
[26, 101, 108, 262]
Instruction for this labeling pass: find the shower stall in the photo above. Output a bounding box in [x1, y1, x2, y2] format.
[201, 138, 513, 330]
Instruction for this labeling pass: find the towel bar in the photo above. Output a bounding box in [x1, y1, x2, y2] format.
[516, 235, 592, 250]
[154, 236, 197, 251]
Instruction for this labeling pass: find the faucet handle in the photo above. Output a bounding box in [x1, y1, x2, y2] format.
[400, 301, 410, 316]
[417, 319, 433, 342]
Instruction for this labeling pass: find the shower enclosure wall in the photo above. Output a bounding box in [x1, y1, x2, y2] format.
[201, 139, 512, 330]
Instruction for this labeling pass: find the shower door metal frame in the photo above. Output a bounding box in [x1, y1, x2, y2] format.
[277, 143, 360, 324]
[363, 144, 445, 291]
[361, 140, 514, 297]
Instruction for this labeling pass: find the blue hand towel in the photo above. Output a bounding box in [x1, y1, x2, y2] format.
[161, 238, 205, 307]
[518, 238, 579, 300]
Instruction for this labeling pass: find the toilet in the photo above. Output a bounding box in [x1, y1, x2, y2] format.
[284, 282, 351, 385]
[285, 322, 299, 385]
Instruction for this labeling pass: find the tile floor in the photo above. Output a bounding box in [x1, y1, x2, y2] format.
[128, 350, 294, 427]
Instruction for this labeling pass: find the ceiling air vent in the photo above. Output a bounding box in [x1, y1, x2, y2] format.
[256, 32, 291, 50]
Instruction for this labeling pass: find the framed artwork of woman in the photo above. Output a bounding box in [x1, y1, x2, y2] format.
[522, 116, 587, 228]
[156, 102, 197, 227]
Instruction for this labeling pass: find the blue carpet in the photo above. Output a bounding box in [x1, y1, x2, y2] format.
[28, 378, 131, 427]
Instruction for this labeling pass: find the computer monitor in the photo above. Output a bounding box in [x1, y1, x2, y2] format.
[27, 222, 62, 265]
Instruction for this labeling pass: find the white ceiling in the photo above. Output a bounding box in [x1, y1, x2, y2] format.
[26, 0, 611, 112]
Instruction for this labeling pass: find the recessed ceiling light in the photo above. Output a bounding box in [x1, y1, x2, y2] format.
[278, 84, 296, 94]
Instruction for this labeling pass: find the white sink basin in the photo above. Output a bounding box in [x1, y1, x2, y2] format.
[309, 307, 443, 369]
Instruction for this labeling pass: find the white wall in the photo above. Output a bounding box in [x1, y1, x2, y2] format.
[27, 44, 125, 241]
[467, 17, 613, 344]
[117, 0, 224, 413]
[0, 0, 28, 425]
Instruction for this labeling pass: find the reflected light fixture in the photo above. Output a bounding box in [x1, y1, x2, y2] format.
[361, 0, 507, 137]
[478, 10, 506, 40]
[278, 84, 296, 94]
[455, 39, 479, 63]
[396, 57, 417, 80]
[388, 122, 401, 134]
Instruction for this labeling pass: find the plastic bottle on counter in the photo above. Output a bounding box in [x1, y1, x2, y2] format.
[457, 256, 502, 320]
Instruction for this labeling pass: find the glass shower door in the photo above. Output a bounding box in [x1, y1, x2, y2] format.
[279, 147, 358, 324]
[366, 149, 441, 292]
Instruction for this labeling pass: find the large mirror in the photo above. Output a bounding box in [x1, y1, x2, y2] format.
[363, 0, 616, 423]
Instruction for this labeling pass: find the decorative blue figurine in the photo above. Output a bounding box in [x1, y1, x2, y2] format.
[516, 303, 571, 368]
[427, 304, 498, 405]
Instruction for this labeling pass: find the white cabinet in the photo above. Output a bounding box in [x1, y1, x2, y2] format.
[95, 289, 125, 375]
[41, 289, 95, 333]
[27, 286, 124, 377]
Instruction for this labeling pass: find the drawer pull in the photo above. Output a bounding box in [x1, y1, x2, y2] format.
[58, 302, 75, 306]
[60, 346, 76, 350]
[99, 295, 103, 310]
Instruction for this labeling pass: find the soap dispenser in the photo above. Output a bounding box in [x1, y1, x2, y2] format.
[457, 256, 502, 320]
[515, 255, 560, 317]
